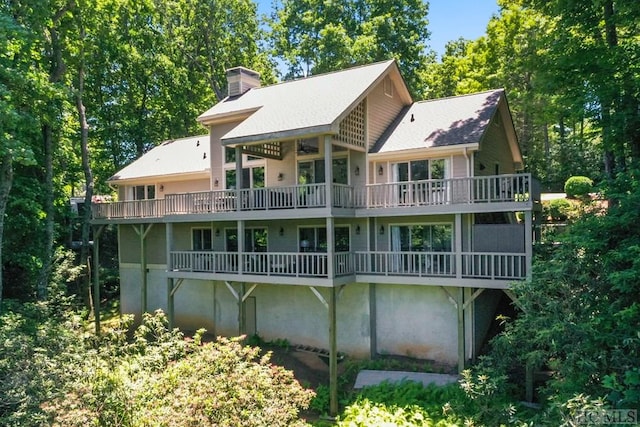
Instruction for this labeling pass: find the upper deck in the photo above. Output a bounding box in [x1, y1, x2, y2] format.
[92, 173, 540, 222]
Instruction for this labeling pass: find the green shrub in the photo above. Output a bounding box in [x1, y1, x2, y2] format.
[43, 312, 314, 427]
[543, 198, 574, 222]
[564, 176, 593, 198]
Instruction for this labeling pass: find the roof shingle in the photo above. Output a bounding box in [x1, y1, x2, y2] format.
[372, 89, 504, 153]
[198, 60, 397, 145]
[108, 134, 210, 182]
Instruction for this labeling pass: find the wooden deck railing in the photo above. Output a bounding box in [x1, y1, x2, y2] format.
[169, 250, 527, 280]
[93, 174, 538, 219]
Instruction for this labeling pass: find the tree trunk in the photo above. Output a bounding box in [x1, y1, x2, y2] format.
[37, 16, 68, 300]
[0, 154, 14, 311]
[37, 124, 55, 300]
[76, 16, 94, 311]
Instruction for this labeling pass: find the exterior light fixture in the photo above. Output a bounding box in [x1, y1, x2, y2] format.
[214, 178, 219, 187]
[159, 184, 164, 192]
[279, 227, 284, 236]
[379, 225, 384, 235]
[378, 165, 383, 176]
[355, 225, 360, 235]
[215, 229, 220, 237]
[278, 172, 284, 181]
[354, 166, 360, 176]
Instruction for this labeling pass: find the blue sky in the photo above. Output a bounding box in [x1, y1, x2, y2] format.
[255, 0, 500, 58]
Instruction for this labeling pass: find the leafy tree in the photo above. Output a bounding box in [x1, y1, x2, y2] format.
[523, 0, 640, 177]
[268, 0, 433, 95]
[490, 173, 640, 410]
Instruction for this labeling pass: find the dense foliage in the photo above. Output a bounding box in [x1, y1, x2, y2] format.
[0, 302, 314, 426]
[486, 173, 640, 418]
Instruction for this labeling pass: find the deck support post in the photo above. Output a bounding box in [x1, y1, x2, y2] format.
[369, 282, 377, 359]
[457, 287, 465, 374]
[236, 146, 243, 212]
[329, 285, 338, 416]
[455, 214, 463, 279]
[133, 224, 153, 315]
[324, 135, 332, 209]
[166, 223, 174, 328]
[92, 225, 105, 335]
[524, 210, 533, 280]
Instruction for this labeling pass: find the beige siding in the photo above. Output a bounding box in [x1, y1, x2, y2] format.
[265, 140, 297, 186]
[160, 178, 210, 196]
[210, 120, 243, 188]
[367, 80, 406, 149]
[474, 121, 517, 176]
[451, 155, 469, 178]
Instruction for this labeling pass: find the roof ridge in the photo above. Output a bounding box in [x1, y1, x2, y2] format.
[159, 134, 209, 146]
[248, 59, 395, 91]
[417, 88, 504, 104]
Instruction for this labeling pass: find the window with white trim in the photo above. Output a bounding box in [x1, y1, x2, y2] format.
[299, 226, 349, 252]
[390, 224, 452, 252]
[192, 228, 213, 250]
[225, 228, 267, 252]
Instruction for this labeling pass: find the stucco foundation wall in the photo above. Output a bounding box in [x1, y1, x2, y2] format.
[375, 284, 458, 365]
[120, 264, 168, 322]
[212, 281, 243, 337]
[246, 283, 371, 358]
[120, 264, 215, 331]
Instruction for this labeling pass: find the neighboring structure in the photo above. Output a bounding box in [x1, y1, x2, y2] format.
[92, 60, 539, 384]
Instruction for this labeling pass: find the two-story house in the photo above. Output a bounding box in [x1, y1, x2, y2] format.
[92, 60, 538, 381]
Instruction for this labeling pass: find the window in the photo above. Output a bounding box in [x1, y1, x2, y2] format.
[225, 228, 267, 252]
[192, 228, 213, 250]
[225, 166, 265, 189]
[299, 226, 349, 252]
[390, 224, 452, 252]
[297, 137, 319, 155]
[392, 159, 448, 182]
[298, 158, 348, 185]
[132, 185, 155, 200]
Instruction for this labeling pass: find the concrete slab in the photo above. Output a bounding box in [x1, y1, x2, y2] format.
[353, 370, 459, 389]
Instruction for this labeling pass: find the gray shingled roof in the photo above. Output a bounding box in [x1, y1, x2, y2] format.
[108, 135, 210, 183]
[371, 89, 504, 153]
[198, 60, 398, 145]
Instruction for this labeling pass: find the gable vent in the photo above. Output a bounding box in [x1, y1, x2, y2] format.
[226, 66, 261, 97]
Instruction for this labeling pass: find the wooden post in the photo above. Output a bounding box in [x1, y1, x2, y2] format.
[324, 135, 332, 209]
[369, 282, 377, 359]
[166, 223, 174, 328]
[329, 285, 338, 416]
[326, 217, 334, 278]
[455, 214, 463, 279]
[525, 362, 534, 402]
[525, 210, 533, 280]
[239, 282, 246, 335]
[140, 224, 148, 314]
[457, 287, 465, 374]
[93, 225, 105, 335]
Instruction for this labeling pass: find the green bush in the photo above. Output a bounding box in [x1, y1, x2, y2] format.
[564, 176, 593, 198]
[0, 304, 314, 426]
[543, 198, 574, 222]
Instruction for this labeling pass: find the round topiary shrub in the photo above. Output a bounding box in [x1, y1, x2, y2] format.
[564, 176, 593, 199]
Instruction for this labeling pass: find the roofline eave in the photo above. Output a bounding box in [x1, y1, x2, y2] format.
[197, 107, 260, 126]
[221, 124, 334, 146]
[107, 170, 211, 186]
[369, 142, 480, 159]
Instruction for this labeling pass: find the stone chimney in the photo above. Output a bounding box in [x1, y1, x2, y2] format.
[226, 67, 261, 97]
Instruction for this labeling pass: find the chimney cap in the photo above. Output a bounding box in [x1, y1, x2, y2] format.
[226, 66, 260, 79]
